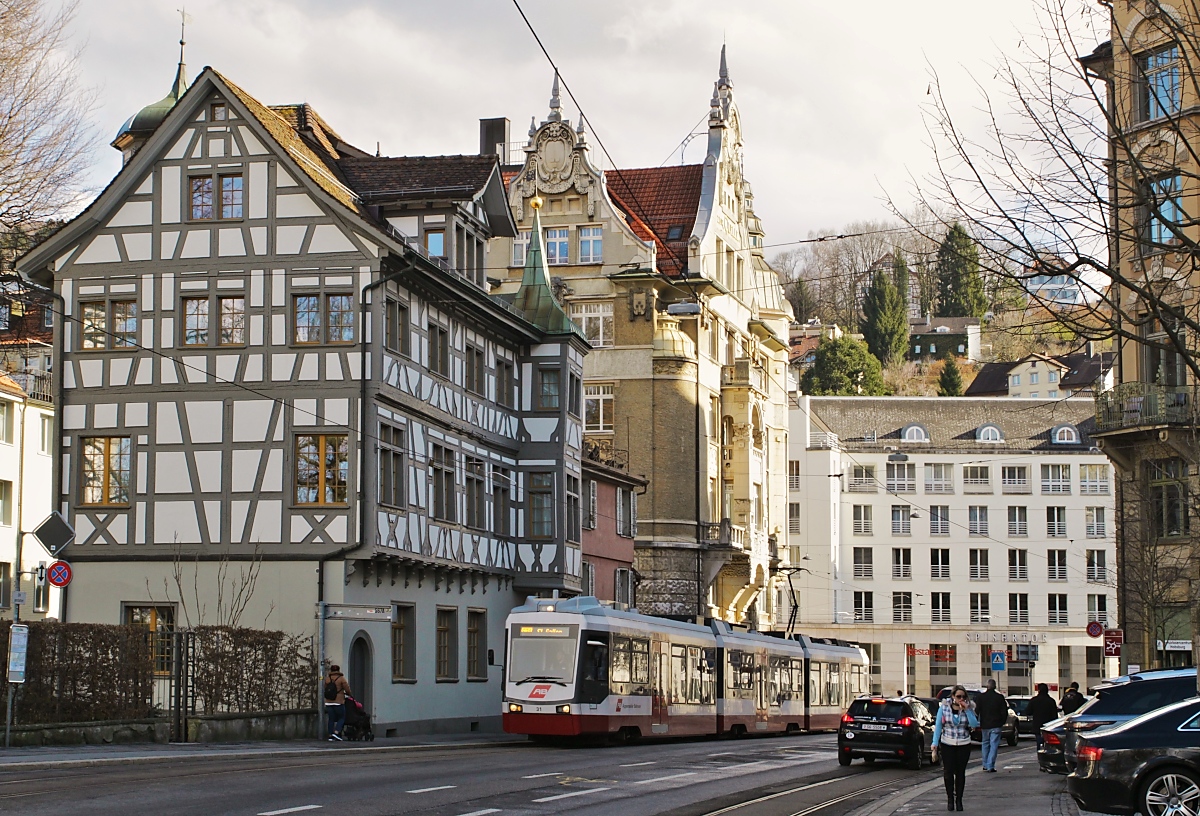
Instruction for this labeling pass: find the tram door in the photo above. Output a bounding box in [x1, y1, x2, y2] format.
[755, 650, 769, 727]
[652, 639, 669, 733]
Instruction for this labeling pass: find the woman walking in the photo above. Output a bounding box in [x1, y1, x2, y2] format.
[932, 686, 978, 811]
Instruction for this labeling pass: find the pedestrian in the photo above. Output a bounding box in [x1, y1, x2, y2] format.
[1026, 682, 1059, 749]
[975, 679, 1007, 773]
[323, 664, 352, 741]
[1060, 682, 1086, 715]
[932, 685, 978, 812]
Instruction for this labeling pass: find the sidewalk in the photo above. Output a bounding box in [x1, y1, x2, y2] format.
[852, 746, 1081, 816]
[0, 731, 527, 771]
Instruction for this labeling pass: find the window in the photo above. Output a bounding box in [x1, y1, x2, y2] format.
[529, 473, 553, 538]
[584, 384, 614, 432]
[425, 230, 445, 258]
[1048, 371, 1058, 383]
[1042, 464, 1071, 494]
[378, 423, 405, 508]
[1010, 374, 1020, 386]
[788, 502, 801, 534]
[891, 547, 911, 579]
[892, 592, 913, 623]
[467, 609, 487, 680]
[429, 323, 450, 377]
[546, 228, 569, 264]
[852, 505, 873, 535]
[1086, 507, 1106, 538]
[925, 463, 953, 494]
[493, 468, 511, 537]
[931, 592, 951, 624]
[929, 505, 950, 536]
[1080, 464, 1109, 495]
[891, 505, 911, 535]
[183, 296, 245, 346]
[571, 301, 614, 348]
[1087, 594, 1108, 625]
[496, 360, 515, 408]
[1137, 44, 1180, 122]
[1048, 390, 1058, 398]
[383, 299, 411, 357]
[971, 593, 990, 624]
[392, 604, 416, 681]
[970, 548, 989, 580]
[0, 303, 9, 331]
[1086, 550, 1107, 583]
[853, 547, 873, 579]
[977, 424, 1003, 442]
[431, 445, 456, 522]
[296, 434, 349, 505]
[1052, 425, 1079, 444]
[183, 297, 208, 345]
[569, 373, 582, 418]
[0, 481, 10, 526]
[886, 463, 915, 493]
[566, 475, 581, 543]
[538, 369, 561, 410]
[1008, 505, 1028, 536]
[210, 102, 227, 120]
[513, 232, 530, 266]
[436, 608, 458, 681]
[931, 548, 950, 580]
[465, 457, 486, 529]
[1048, 594, 1068, 626]
[579, 226, 603, 264]
[190, 173, 242, 219]
[42, 307, 52, 329]
[80, 300, 137, 349]
[616, 487, 637, 538]
[465, 345, 485, 395]
[1047, 549, 1067, 581]
[963, 466, 990, 490]
[850, 464, 876, 492]
[1150, 458, 1189, 538]
[580, 560, 596, 596]
[1029, 372, 1039, 385]
[854, 591, 874, 622]
[788, 460, 801, 491]
[615, 568, 635, 606]
[125, 605, 176, 675]
[1001, 465, 1028, 492]
[968, 506, 988, 536]
[0, 403, 11, 445]
[902, 424, 928, 442]
[39, 415, 52, 455]
[1009, 593, 1029, 625]
[294, 294, 354, 345]
[1047, 506, 1067, 538]
[81, 436, 131, 505]
[584, 479, 597, 530]
[0, 563, 8, 608]
[1009, 549, 1028, 581]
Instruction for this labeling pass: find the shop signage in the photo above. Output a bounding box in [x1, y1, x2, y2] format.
[905, 646, 956, 661]
[1156, 639, 1192, 652]
[964, 631, 1049, 644]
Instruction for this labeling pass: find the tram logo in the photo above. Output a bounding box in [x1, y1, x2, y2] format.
[615, 698, 623, 712]
[529, 684, 552, 699]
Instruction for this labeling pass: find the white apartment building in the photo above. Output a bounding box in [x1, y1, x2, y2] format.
[782, 396, 1117, 697]
[0, 372, 59, 620]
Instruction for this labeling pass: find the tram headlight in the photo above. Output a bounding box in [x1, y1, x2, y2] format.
[557, 704, 571, 714]
[509, 703, 523, 713]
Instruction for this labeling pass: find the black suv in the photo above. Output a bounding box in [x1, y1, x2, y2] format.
[839, 695, 935, 770]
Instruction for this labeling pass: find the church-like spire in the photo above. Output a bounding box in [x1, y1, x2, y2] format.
[512, 198, 584, 337]
[718, 43, 732, 89]
[171, 13, 188, 101]
[547, 72, 563, 123]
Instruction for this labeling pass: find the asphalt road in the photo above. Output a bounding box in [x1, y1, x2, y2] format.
[0, 734, 1036, 816]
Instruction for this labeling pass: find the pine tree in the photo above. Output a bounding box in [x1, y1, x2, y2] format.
[892, 250, 910, 318]
[936, 224, 988, 318]
[861, 270, 909, 368]
[800, 336, 888, 396]
[938, 356, 965, 396]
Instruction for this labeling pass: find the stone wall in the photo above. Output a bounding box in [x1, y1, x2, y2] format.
[636, 545, 700, 617]
[6, 709, 319, 746]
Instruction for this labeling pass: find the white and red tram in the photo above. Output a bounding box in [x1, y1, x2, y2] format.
[502, 596, 868, 740]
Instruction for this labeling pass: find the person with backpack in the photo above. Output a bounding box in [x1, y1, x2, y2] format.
[1060, 682, 1086, 715]
[324, 664, 352, 741]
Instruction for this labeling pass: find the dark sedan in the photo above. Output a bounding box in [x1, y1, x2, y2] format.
[1039, 717, 1071, 774]
[839, 695, 935, 770]
[1068, 697, 1200, 816]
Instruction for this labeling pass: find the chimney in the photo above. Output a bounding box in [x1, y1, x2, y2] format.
[479, 117, 511, 164]
[1086, 340, 1096, 358]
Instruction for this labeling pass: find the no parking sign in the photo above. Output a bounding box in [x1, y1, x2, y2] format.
[47, 561, 72, 588]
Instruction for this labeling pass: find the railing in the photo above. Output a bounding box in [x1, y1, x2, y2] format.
[848, 478, 876, 493]
[1095, 382, 1199, 431]
[721, 359, 766, 392]
[700, 519, 747, 549]
[808, 431, 839, 450]
[10, 370, 51, 402]
[583, 436, 628, 470]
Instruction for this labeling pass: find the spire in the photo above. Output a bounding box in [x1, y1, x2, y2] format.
[548, 72, 562, 123]
[718, 43, 732, 88]
[512, 199, 584, 337]
[173, 7, 190, 99]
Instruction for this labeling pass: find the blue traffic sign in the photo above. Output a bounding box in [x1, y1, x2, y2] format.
[990, 651, 1007, 672]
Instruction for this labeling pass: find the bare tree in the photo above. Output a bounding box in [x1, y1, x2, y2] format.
[0, 0, 96, 232]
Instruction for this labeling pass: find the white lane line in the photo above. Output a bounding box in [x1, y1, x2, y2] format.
[708, 751, 736, 757]
[258, 807, 322, 816]
[634, 772, 698, 785]
[522, 772, 563, 779]
[532, 787, 612, 803]
[456, 810, 501, 816]
[619, 761, 657, 767]
[407, 785, 457, 794]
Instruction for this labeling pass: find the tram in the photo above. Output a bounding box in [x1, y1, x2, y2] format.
[502, 596, 868, 740]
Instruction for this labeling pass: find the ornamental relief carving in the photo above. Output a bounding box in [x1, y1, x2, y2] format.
[510, 121, 597, 221]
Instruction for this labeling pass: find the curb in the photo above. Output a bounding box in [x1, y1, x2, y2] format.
[0, 738, 528, 773]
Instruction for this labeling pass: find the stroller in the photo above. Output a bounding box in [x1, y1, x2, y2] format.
[342, 693, 375, 741]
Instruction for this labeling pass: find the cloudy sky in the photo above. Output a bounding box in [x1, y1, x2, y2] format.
[69, 1, 1090, 249]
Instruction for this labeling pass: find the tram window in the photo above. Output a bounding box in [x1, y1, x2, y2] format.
[612, 637, 632, 684]
[631, 639, 650, 685]
[793, 659, 805, 701]
[740, 653, 755, 690]
[777, 658, 792, 701]
[827, 663, 840, 707]
[701, 648, 716, 704]
[582, 637, 608, 683]
[671, 645, 688, 703]
[688, 646, 702, 703]
[768, 658, 782, 706]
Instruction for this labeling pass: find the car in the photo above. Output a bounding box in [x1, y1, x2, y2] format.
[838, 695, 936, 769]
[1062, 669, 1197, 770]
[1068, 696, 1200, 815]
[935, 686, 1019, 746]
[1038, 717, 1070, 774]
[1007, 695, 1037, 737]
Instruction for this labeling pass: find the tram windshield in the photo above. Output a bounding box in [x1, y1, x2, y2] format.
[509, 624, 579, 685]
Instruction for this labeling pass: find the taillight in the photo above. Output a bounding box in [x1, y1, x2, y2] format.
[842, 714, 854, 723]
[898, 717, 914, 727]
[1043, 732, 1061, 746]
[1077, 745, 1104, 762]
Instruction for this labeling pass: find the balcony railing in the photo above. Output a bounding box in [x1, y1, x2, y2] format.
[1096, 382, 1198, 432]
[700, 519, 748, 550]
[808, 431, 839, 450]
[721, 359, 766, 392]
[9, 370, 51, 402]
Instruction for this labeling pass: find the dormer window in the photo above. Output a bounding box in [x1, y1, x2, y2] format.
[667, 225, 684, 241]
[1052, 424, 1079, 444]
[902, 424, 929, 443]
[977, 424, 1003, 443]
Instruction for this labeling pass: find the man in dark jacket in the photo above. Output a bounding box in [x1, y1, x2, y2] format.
[1060, 682, 1086, 715]
[976, 679, 1008, 772]
[1026, 683, 1060, 748]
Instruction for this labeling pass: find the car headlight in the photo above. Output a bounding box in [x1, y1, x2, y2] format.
[508, 703, 523, 713]
[557, 704, 571, 714]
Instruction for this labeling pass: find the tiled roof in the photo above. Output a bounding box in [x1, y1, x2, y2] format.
[789, 335, 820, 363]
[0, 373, 25, 398]
[810, 396, 1098, 452]
[337, 155, 497, 201]
[910, 316, 980, 334]
[268, 104, 363, 164]
[604, 165, 704, 276]
[964, 362, 1013, 396]
[1058, 352, 1115, 389]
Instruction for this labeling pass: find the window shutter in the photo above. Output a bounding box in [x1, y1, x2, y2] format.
[630, 491, 638, 537]
[616, 488, 626, 536]
[587, 480, 597, 529]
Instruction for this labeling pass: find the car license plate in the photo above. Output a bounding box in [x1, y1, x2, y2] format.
[862, 724, 887, 731]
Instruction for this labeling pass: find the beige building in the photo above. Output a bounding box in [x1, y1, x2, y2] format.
[490, 52, 794, 626]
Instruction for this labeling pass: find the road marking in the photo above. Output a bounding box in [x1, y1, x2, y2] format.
[407, 785, 457, 794]
[456, 810, 501, 816]
[700, 776, 891, 816]
[258, 807, 322, 816]
[619, 761, 657, 767]
[634, 772, 698, 785]
[522, 772, 563, 778]
[731, 761, 770, 770]
[1003, 764, 1024, 769]
[708, 751, 736, 757]
[532, 787, 611, 802]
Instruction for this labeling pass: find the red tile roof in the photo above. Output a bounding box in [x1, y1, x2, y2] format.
[604, 165, 704, 276]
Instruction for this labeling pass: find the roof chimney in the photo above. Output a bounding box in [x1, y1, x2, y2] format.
[479, 117, 510, 164]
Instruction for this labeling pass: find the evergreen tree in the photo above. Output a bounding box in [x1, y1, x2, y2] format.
[860, 270, 909, 368]
[915, 259, 938, 318]
[892, 250, 910, 317]
[938, 356, 965, 396]
[800, 336, 888, 396]
[935, 224, 988, 318]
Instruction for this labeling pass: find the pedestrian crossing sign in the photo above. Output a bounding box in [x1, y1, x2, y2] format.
[990, 650, 1007, 672]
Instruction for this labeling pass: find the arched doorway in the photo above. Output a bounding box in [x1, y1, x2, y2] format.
[349, 634, 373, 716]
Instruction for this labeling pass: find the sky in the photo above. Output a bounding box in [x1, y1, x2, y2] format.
[67, 1, 1088, 251]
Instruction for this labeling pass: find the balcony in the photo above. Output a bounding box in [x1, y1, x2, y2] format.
[1096, 382, 1198, 432]
[721, 359, 767, 393]
[701, 519, 748, 550]
[9, 371, 51, 402]
[808, 431, 839, 450]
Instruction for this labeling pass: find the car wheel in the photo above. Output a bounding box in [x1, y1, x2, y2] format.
[838, 751, 852, 766]
[1142, 769, 1200, 816]
[907, 743, 924, 771]
[1007, 730, 1018, 747]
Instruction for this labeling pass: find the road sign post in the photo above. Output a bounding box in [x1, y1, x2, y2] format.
[47, 561, 72, 588]
[5, 623, 29, 748]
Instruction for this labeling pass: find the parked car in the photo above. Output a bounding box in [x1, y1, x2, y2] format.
[1007, 695, 1037, 737]
[1068, 697, 1200, 815]
[838, 695, 936, 769]
[935, 686, 1019, 746]
[1038, 717, 1071, 774]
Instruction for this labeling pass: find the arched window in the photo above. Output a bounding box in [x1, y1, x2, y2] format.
[977, 424, 1003, 443]
[751, 406, 765, 450]
[721, 416, 735, 461]
[902, 424, 929, 443]
[1052, 425, 1079, 444]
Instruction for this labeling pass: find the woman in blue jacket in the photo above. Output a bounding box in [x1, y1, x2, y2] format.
[932, 685, 979, 811]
